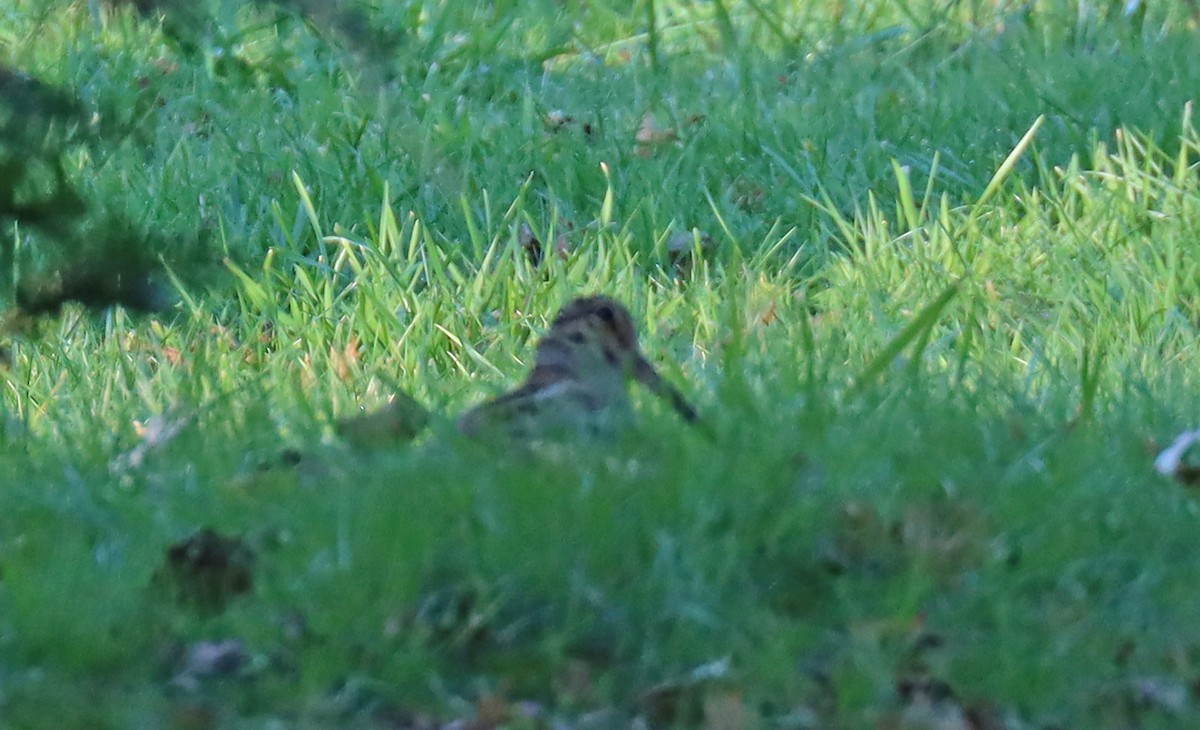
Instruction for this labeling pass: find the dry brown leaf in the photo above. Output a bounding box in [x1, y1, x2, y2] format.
[1006, 415, 1026, 444]
[703, 690, 750, 730]
[556, 659, 597, 706]
[519, 219, 577, 267]
[733, 179, 765, 212]
[635, 111, 677, 157]
[256, 320, 275, 346]
[330, 336, 360, 382]
[154, 58, 179, 76]
[745, 278, 790, 335]
[962, 703, 1008, 730]
[817, 500, 898, 575]
[169, 703, 217, 730]
[551, 217, 579, 259]
[638, 658, 733, 727]
[883, 676, 969, 730]
[552, 233, 574, 259]
[639, 682, 688, 727]
[466, 682, 514, 730]
[518, 222, 543, 266]
[898, 499, 989, 578]
[757, 300, 778, 326]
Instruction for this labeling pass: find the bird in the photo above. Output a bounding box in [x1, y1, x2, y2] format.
[335, 391, 431, 449]
[456, 295, 698, 440]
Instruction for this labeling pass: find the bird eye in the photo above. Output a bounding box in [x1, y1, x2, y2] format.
[595, 305, 616, 324]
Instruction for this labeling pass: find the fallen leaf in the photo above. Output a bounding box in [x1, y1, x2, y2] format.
[152, 528, 255, 614]
[703, 689, 749, 730]
[551, 217, 578, 259]
[330, 336, 360, 382]
[733, 179, 765, 212]
[470, 686, 511, 730]
[256, 320, 275, 346]
[746, 278, 791, 335]
[556, 659, 597, 707]
[638, 658, 734, 727]
[817, 501, 899, 576]
[962, 702, 1008, 730]
[552, 233, 574, 259]
[518, 219, 576, 267]
[161, 345, 183, 366]
[884, 675, 969, 730]
[154, 56, 179, 75]
[897, 498, 989, 579]
[757, 300, 778, 326]
[635, 111, 677, 157]
[518, 222, 544, 267]
[169, 703, 217, 730]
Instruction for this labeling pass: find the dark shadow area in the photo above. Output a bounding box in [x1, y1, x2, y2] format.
[0, 65, 201, 320]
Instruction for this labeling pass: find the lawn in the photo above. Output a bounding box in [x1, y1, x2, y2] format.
[3, 0, 1200, 727]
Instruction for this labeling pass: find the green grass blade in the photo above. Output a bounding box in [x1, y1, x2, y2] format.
[849, 281, 960, 396]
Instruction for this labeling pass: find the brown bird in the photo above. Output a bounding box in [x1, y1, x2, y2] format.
[335, 391, 431, 449]
[456, 295, 698, 439]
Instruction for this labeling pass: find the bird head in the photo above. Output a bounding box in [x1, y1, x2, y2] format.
[545, 296, 698, 423]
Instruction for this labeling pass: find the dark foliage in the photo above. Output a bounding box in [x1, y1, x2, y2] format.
[0, 64, 183, 317]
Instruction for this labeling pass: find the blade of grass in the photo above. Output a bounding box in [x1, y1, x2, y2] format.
[973, 115, 1045, 212]
[848, 281, 960, 397]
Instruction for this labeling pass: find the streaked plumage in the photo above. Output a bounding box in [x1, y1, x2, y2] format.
[457, 296, 697, 438]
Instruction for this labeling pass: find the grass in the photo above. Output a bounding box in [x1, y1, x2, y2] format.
[4, 0, 1200, 727]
